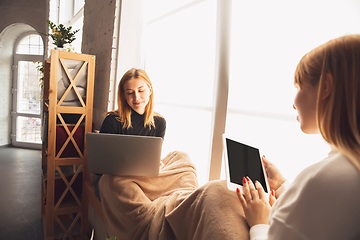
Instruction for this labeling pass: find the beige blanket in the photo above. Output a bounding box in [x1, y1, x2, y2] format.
[99, 151, 250, 240]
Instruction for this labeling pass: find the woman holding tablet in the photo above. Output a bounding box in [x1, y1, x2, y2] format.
[237, 35, 360, 239]
[94, 68, 166, 200]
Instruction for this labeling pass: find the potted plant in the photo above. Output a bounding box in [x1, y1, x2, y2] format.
[39, 20, 80, 48]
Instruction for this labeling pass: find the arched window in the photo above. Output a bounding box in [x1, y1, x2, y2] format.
[12, 33, 44, 149]
[16, 34, 44, 55]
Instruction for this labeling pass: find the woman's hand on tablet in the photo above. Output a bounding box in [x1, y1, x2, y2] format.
[237, 177, 276, 228]
[262, 155, 286, 192]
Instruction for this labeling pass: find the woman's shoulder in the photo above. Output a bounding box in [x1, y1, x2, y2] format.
[271, 151, 360, 239]
[103, 112, 120, 121]
[269, 154, 360, 239]
[100, 112, 123, 131]
[288, 151, 360, 200]
[313, 151, 359, 182]
[154, 112, 166, 123]
[153, 113, 166, 137]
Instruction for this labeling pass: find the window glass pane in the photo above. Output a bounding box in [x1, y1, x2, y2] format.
[16, 34, 44, 55]
[69, 16, 83, 53]
[17, 61, 42, 114]
[72, 0, 85, 54]
[144, 0, 217, 186]
[226, 0, 360, 181]
[145, 0, 216, 108]
[16, 116, 42, 144]
[74, 0, 85, 15]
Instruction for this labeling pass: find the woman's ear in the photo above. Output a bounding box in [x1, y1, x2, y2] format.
[321, 73, 333, 99]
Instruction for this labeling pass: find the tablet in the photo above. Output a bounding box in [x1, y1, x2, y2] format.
[222, 134, 270, 195]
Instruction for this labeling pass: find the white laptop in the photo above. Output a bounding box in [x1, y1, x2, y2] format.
[86, 132, 163, 176]
[222, 134, 270, 195]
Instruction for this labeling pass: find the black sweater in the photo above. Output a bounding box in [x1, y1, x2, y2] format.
[99, 109, 166, 139]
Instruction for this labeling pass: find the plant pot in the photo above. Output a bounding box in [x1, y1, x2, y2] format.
[55, 46, 65, 51]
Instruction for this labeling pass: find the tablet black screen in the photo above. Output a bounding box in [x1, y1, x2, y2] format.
[226, 138, 268, 193]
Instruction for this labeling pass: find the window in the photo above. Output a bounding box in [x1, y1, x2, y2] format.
[48, 0, 84, 53]
[17, 60, 42, 115]
[12, 33, 44, 148]
[143, 0, 217, 186]
[121, 0, 360, 185]
[16, 34, 44, 55]
[74, 0, 85, 15]
[226, 0, 360, 181]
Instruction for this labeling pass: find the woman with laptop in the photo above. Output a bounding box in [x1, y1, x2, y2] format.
[237, 35, 360, 239]
[94, 68, 166, 199]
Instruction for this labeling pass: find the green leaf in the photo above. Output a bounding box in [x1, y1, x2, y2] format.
[38, 20, 80, 47]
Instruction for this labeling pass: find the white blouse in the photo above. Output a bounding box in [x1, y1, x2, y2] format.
[250, 149, 360, 240]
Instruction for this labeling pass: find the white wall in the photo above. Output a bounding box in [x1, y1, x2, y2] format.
[0, 26, 14, 145]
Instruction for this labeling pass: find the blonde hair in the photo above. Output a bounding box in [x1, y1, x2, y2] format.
[295, 35, 360, 172]
[106, 68, 159, 129]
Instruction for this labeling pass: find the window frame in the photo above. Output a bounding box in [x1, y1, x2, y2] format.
[11, 31, 45, 149]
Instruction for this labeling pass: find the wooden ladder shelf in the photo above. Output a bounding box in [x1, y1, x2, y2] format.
[42, 50, 95, 240]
